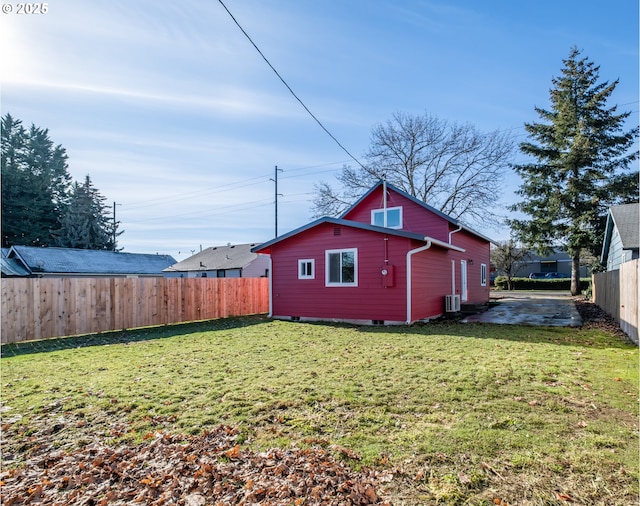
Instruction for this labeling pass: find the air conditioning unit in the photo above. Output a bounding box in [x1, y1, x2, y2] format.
[445, 294, 461, 312]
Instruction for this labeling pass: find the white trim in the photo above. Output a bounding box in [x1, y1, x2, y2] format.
[325, 248, 358, 287]
[298, 258, 315, 279]
[451, 259, 456, 294]
[480, 263, 487, 287]
[267, 256, 273, 317]
[371, 206, 403, 229]
[460, 260, 468, 302]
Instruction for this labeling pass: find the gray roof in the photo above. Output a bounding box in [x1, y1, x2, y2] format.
[342, 180, 494, 243]
[610, 203, 639, 249]
[9, 245, 176, 275]
[164, 243, 262, 272]
[252, 217, 461, 253]
[1, 256, 31, 277]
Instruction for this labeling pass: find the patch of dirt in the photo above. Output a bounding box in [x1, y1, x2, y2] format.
[1, 426, 390, 505]
[572, 297, 631, 340]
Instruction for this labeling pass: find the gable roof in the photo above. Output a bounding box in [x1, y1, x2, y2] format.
[602, 203, 640, 261]
[164, 243, 262, 272]
[251, 217, 465, 254]
[1, 247, 31, 277]
[341, 180, 493, 243]
[9, 245, 176, 275]
[610, 203, 639, 249]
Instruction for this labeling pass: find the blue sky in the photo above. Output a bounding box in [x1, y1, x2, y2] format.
[2, 0, 638, 260]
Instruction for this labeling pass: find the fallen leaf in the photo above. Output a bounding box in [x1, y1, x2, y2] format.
[224, 444, 240, 459]
[556, 491, 573, 501]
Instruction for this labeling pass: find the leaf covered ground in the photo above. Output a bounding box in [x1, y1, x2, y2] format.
[1, 298, 638, 505]
[1, 425, 386, 505]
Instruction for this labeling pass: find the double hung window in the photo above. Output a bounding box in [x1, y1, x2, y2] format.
[325, 248, 357, 286]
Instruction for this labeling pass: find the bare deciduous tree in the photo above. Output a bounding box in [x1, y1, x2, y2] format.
[491, 240, 531, 290]
[312, 112, 514, 227]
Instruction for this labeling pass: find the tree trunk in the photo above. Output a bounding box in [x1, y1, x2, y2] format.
[571, 254, 581, 296]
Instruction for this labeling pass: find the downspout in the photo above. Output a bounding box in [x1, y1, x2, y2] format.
[267, 256, 273, 318]
[406, 240, 432, 324]
[448, 225, 463, 244]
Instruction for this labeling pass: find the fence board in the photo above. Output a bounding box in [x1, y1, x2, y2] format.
[592, 259, 638, 344]
[1, 277, 269, 343]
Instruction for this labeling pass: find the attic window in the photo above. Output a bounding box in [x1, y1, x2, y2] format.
[333, 227, 341, 236]
[371, 206, 402, 229]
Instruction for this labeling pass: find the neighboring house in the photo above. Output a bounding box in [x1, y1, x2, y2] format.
[1, 248, 30, 277]
[507, 248, 590, 278]
[252, 181, 492, 325]
[5, 245, 176, 277]
[163, 243, 270, 278]
[601, 203, 639, 271]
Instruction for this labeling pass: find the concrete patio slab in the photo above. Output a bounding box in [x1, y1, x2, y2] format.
[462, 291, 582, 327]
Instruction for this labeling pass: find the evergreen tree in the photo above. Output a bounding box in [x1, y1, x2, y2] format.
[509, 47, 638, 295]
[56, 175, 121, 250]
[1, 114, 71, 247]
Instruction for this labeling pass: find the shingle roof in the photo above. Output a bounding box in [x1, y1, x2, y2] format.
[164, 243, 261, 272]
[610, 203, 639, 249]
[341, 180, 494, 243]
[10, 246, 176, 275]
[251, 217, 465, 254]
[1, 256, 31, 277]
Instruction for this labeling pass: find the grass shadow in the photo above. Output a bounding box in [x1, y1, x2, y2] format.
[295, 317, 636, 350]
[1, 315, 269, 358]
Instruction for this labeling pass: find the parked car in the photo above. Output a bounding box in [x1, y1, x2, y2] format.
[529, 272, 547, 279]
[544, 272, 570, 278]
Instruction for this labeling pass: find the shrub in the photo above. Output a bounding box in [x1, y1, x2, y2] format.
[494, 276, 591, 291]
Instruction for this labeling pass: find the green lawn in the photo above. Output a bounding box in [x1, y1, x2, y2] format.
[1, 316, 638, 504]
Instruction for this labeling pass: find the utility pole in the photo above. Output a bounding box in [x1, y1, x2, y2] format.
[113, 202, 121, 251]
[271, 166, 284, 237]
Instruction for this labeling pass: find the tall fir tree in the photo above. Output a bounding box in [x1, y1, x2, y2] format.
[1, 114, 72, 247]
[509, 47, 638, 295]
[55, 175, 121, 250]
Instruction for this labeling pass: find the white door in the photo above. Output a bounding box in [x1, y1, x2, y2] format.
[460, 260, 468, 302]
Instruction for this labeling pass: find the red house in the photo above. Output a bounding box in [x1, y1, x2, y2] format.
[252, 181, 492, 325]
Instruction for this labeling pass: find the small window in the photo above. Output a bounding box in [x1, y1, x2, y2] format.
[326, 248, 357, 286]
[371, 206, 402, 229]
[480, 263, 487, 287]
[298, 259, 315, 279]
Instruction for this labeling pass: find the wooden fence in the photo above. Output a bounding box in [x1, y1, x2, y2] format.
[1, 277, 269, 344]
[592, 259, 639, 344]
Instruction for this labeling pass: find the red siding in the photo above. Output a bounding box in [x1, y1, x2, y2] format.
[342, 187, 450, 242]
[448, 227, 491, 304]
[409, 245, 452, 321]
[270, 223, 410, 322]
[263, 184, 491, 323]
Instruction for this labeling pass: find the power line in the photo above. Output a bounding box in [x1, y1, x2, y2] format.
[123, 161, 348, 209]
[216, 0, 367, 171]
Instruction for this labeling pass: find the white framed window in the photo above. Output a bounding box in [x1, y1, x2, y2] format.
[371, 206, 402, 229]
[480, 263, 487, 287]
[325, 248, 358, 286]
[298, 259, 315, 279]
